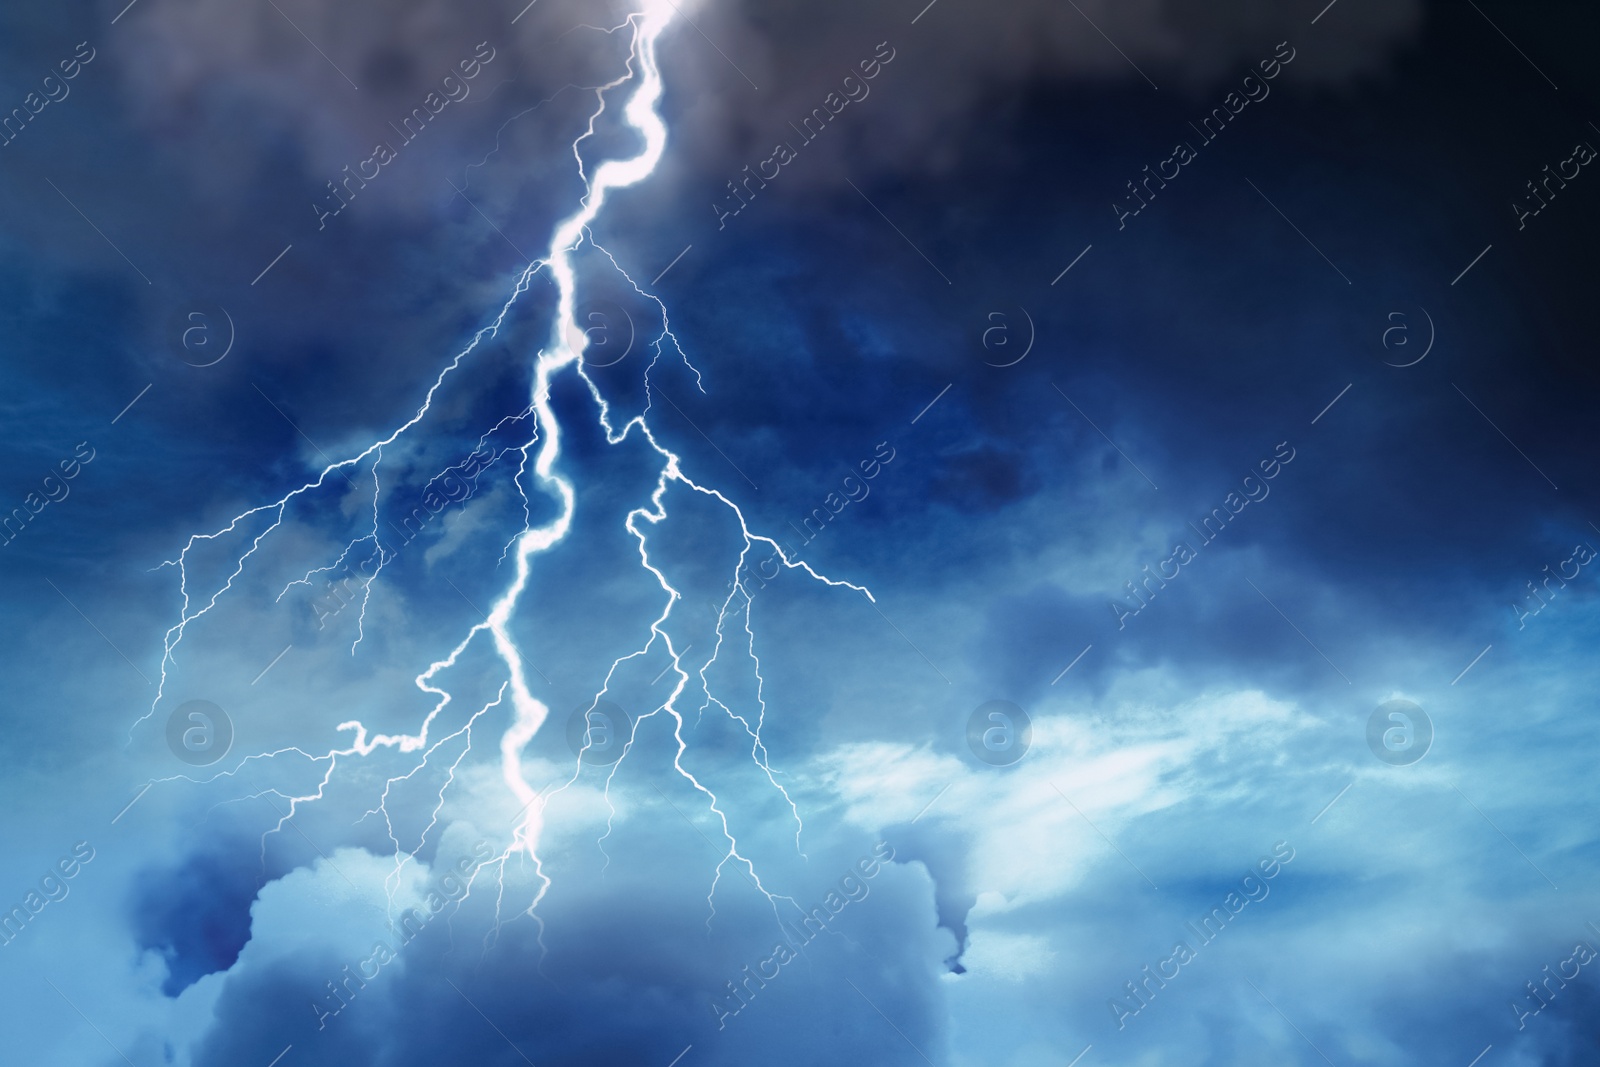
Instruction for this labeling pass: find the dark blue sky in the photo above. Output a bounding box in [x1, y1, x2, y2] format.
[3, 1, 1600, 1065]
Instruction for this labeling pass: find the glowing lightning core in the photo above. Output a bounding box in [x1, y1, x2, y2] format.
[143, 0, 875, 948]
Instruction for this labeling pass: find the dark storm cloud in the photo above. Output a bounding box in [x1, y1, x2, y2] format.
[0, 0, 648, 520]
[6, 1, 1600, 1065]
[178, 832, 952, 1067]
[87, 0, 1428, 238]
[620, 0, 1600, 713]
[659, 0, 1422, 191]
[108, 0, 633, 208]
[132, 841, 266, 994]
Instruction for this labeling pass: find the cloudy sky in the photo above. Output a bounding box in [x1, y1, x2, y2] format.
[3, 0, 1600, 1064]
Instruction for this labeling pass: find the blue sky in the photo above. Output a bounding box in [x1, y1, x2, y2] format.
[2, 1, 1600, 1065]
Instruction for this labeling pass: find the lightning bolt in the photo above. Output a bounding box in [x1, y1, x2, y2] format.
[138, 0, 875, 954]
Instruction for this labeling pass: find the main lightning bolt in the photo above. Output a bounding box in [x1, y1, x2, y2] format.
[138, 0, 874, 949]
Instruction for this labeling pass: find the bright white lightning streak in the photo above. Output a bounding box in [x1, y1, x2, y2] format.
[489, 0, 866, 937]
[142, 0, 878, 947]
[132, 254, 549, 742]
[273, 405, 535, 653]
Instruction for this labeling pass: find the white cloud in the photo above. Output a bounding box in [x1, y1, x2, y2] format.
[814, 687, 1308, 907]
[954, 928, 1058, 982]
